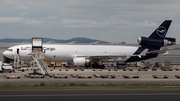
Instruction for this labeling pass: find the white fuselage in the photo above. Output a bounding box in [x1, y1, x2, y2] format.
[3, 44, 139, 62]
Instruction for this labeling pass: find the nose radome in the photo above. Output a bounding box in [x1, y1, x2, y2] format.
[3, 51, 7, 56]
[3, 51, 13, 59]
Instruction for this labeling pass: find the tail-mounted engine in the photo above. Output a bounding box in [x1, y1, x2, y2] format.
[137, 37, 176, 47]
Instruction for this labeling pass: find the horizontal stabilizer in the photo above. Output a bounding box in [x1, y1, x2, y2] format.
[136, 49, 148, 58]
[148, 50, 167, 55]
[140, 49, 148, 56]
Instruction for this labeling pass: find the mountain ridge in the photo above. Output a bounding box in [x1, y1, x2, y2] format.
[0, 37, 109, 43]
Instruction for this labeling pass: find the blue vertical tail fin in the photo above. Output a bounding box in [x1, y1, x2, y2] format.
[148, 20, 172, 39]
[137, 20, 176, 47]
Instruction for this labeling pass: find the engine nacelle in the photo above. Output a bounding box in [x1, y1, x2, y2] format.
[137, 37, 174, 47]
[73, 58, 90, 66]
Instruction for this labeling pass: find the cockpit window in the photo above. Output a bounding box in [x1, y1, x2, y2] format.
[8, 49, 13, 51]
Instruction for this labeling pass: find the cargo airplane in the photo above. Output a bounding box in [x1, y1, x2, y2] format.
[3, 20, 176, 66]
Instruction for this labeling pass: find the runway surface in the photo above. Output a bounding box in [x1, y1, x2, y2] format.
[1, 69, 180, 101]
[0, 88, 180, 101]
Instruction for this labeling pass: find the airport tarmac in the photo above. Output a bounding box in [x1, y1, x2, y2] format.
[0, 67, 180, 101]
[0, 67, 180, 84]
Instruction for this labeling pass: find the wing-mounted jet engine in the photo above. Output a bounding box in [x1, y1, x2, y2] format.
[73, 57, 91, 66]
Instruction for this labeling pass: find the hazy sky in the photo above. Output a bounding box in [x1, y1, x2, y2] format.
[0, 0, 180, 43]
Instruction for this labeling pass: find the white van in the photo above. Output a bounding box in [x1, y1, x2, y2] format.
[0, 62, 13, 73]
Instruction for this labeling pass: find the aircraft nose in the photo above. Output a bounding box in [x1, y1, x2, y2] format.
[3, 51, 14, 59]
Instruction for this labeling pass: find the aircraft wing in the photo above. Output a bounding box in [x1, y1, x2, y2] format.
[148, 50, 168, 54]
[147, 47, 175, 54]
[76, 49, 149, 60]
[75, 47, 176, 60]
[76, 55, 128, 59]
